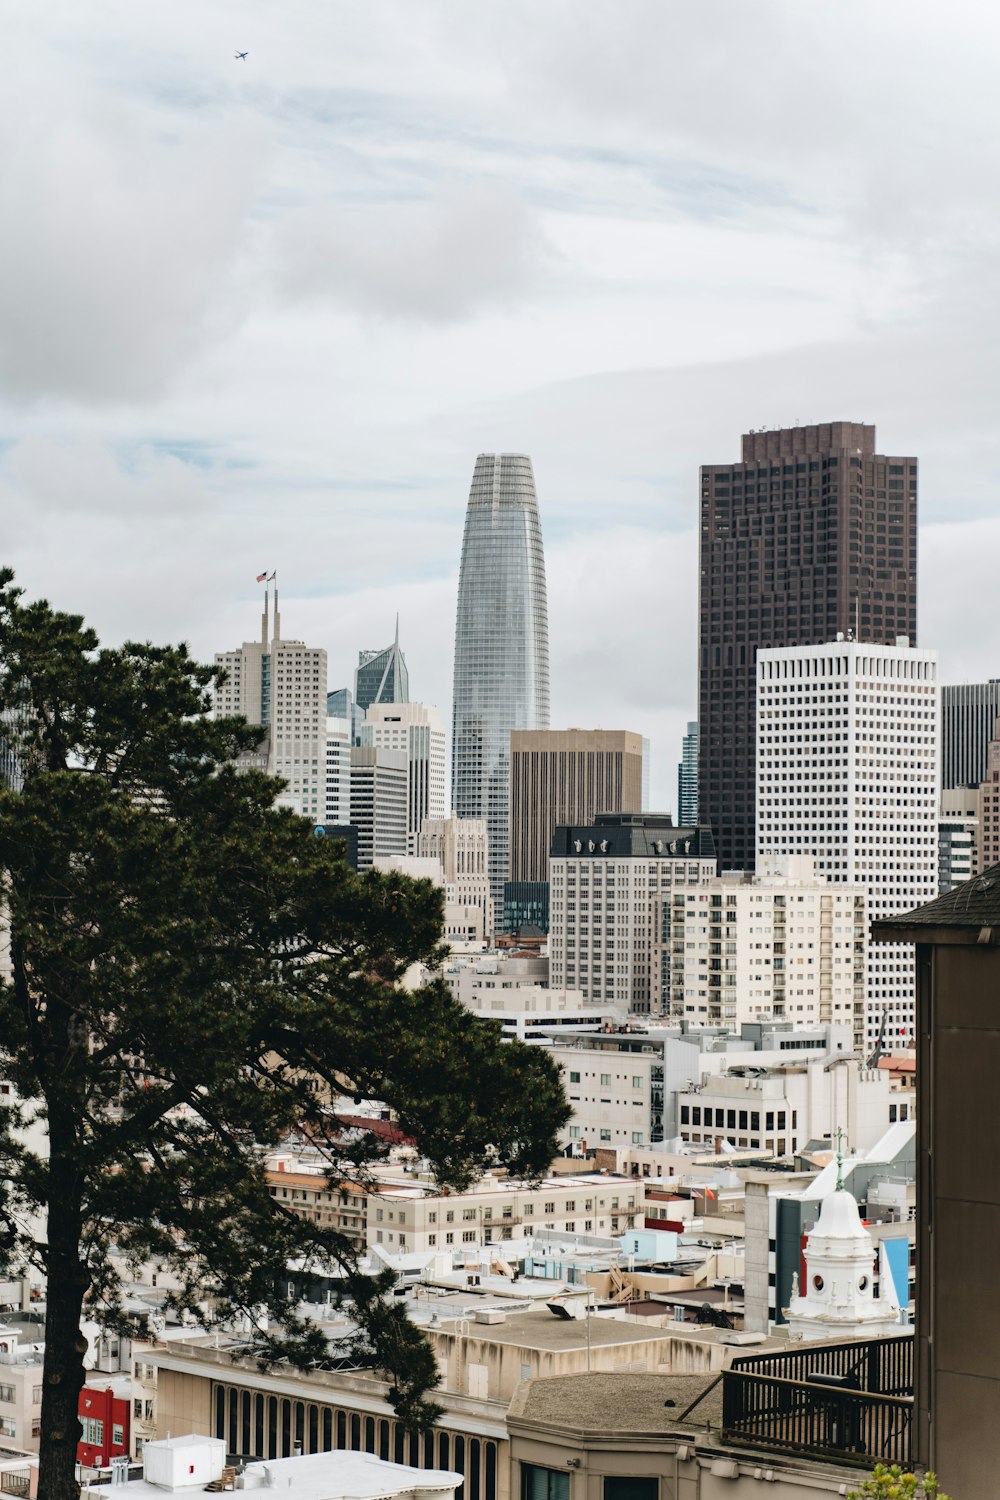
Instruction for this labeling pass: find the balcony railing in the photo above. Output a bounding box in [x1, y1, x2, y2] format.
[721, 1335, 913, 1468]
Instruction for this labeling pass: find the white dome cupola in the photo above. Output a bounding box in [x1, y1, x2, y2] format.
[785, 1147, 902, 1341]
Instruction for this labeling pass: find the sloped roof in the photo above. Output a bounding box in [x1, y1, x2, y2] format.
[873, 865, 1000, 933]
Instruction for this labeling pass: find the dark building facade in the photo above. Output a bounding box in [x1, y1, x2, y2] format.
[941, 678, 1000, 789]
[874, 875, 1000, 1500]
[502, 879, 550, 935]
[698, 422, 918, 872]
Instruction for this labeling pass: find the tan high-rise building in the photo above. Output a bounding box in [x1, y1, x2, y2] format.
[418, 815, 493, 936]
[214, 584, 327, 822]
[508, 729, 645, 884]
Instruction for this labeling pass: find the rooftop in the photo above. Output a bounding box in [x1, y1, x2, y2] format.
[508, 1370, 724, 1433]
[873, 864, 1000, 936]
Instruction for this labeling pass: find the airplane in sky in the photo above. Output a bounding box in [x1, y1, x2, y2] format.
[234, 50, 248, 60]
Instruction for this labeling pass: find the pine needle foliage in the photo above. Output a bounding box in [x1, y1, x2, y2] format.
[0, 572, 570, 1500]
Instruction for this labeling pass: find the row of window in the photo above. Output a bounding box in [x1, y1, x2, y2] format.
[213, 1384, 497, 1500]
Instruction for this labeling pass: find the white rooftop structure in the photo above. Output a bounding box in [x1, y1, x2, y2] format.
[785, 1172, 902, 1341]
[242, 1452, 462, 1500]
[84, 1438, 462, 1500]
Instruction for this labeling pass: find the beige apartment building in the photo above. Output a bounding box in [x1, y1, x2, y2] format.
[367, 1175, 639, 1256]
[265, 1169, 369, 1253]
[659, 855, 867, 1039]
[508, 731, 645, 886]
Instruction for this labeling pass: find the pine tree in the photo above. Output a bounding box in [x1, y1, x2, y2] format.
[0, 572, 570, 1500]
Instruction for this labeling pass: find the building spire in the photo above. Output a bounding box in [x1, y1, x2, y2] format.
[835, 1126, 845, 1191]
[272, 575, 280, 644]
[261, 583, 269, 650]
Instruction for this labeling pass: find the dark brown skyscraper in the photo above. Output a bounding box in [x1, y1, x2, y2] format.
[698, 421, 917, 872]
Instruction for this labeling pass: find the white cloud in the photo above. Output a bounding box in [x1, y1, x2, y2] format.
[1, 0, 1000, 824]
[274, 185, 552, 323]
[0, 40, 263, 402]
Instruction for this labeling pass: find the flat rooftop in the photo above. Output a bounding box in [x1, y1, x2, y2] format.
[509, 1371, 724, 1433]
[434, 1307, 710, 1353]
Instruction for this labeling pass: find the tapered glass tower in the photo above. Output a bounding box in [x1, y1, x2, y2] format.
[452, 453, 549, 912]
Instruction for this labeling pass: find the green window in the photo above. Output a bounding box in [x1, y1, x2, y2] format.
[523, 1467, 569, 1500]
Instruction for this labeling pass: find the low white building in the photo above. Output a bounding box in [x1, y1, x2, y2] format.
[546, 1045, 659, 1152]
[677, 1055, 911, 1158]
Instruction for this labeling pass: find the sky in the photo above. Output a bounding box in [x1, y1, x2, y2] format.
[5, 1, 1000, 808]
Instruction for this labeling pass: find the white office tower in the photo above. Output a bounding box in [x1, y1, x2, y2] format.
[350, 746, 407, 870]
[214, 584, 327, 821]
[661, 855, 867, 1029]
[417, 815, 493, 937]
[756, 640, 938, 1052]
[325, 716, 353, 826]
[360, 703, 445, 853]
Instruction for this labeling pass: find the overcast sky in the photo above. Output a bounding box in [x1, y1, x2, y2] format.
[5, 2, 1000, 807]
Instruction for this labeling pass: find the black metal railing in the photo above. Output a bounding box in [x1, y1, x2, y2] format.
[721, 1336, 913, 1468]
[730, 1333, 912, 1395]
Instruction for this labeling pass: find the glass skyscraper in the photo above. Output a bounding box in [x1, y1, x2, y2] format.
[355, 619, 409, 713]
[677, 720, 698, 826]
[452, 453, 549, 911]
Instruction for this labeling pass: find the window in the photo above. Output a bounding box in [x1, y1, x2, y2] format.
[522, 1465, 569, 1500]
[600, 1073, 611, 1086]
[0, 1386, 13, 1405]
[604, 1482, 658, 1500]
[569, 1071, 581, 1083]
[112, 1424, 124, 1447]
[632, 1076, 643, 1090]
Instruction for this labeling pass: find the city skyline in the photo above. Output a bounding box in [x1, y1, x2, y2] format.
[6, 6, 1000, 811]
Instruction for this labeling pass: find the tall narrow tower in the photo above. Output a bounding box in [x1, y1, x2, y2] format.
[452, 454, 549, 911]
